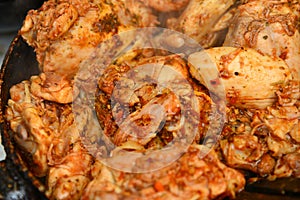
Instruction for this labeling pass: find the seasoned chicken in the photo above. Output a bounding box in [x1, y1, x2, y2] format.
[46, 142, 93, 200]
[44, 103, 93, 200]
[30, 72, 77, 104]
[82, 145, 245, 200]
[188, 47, 293, 109]
[5, 79, 60, 176]
[167, 0, 236, 48]
[4, 0, 300, 199]
[95, 53, 214, 150]
[20, 0, 157, 103]
[219, 82, 300, 178]
[21, 0, 157, 79]
[223, 0, 300, 80]
[143, 0, 190, 12]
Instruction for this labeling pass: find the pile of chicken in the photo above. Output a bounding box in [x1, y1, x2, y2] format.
[4, 0, 300, 199]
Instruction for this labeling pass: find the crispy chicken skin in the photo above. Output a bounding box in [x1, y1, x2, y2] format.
[223, 0, 300, 80]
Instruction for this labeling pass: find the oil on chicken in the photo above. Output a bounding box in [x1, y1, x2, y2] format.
[3, 0, 300, 200]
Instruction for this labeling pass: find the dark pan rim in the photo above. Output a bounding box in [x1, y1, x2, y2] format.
[0, 34, 47, 199]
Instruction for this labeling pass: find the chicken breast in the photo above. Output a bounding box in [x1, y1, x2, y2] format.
[223, 0, 300, 80]
[188, 47, 293, 109]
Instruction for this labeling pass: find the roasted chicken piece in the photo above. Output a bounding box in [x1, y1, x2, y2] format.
[223, 0, 300, 80]
[6, 78, 94, 199]
[167, 0, 236, 48]
[45, 104, 94, 200]
[188, 47, 293, 109]
[5, 79, 60, 176]
[20, 0, 157, 103]
[46, 142, 93, 200]
[95, 53, 215, 150]
[219, 82, 300, 178]
[82, 145, 245, 200]
[30, 72, 77, 104]
[143, 0, 190, 12]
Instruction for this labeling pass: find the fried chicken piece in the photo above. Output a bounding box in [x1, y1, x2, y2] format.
[167, 0, 236, 48]
[273, 151, 300, 178]
[20, 0, 158, 104]
[143, 0, 190, 12]
[82, 145, 245, 200]
[223, 0, 300, 80]
[5, 80, 60, 176]
[46, 142, 93, 200]
[20, 0, 157, 79]
[30, 73, 77, 104]
[219, 84, 300, 178]
[95, 54, 211, 149]
[188, 47, 293, 109]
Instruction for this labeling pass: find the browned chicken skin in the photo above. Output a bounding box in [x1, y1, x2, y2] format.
[167, 0, 236, 48]
[82, 145, 245, 200]
[3, 0, 300, 199]
[223, 0, 300, 80]
[20, 0, 158, 104]
[219, 80, 300, 178]
[95, 54, 202, 148]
